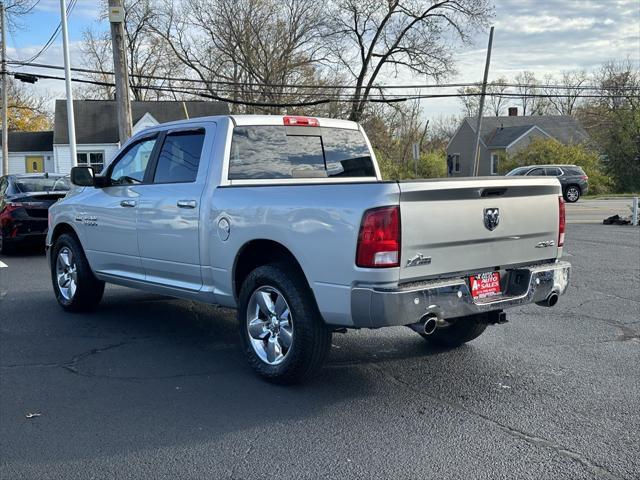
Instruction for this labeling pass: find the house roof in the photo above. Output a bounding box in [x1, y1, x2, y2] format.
[464, 115, 589, 146]
[484, 125, 551, 148]
[0, 130, 53, 152]
[53, 100, 229, 144]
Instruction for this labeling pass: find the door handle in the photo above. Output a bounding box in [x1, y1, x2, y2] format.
[120, 200, 137, 208]
[177, 200, 197, 209]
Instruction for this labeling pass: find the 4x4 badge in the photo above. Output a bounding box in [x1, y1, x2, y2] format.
[483, 208, 500, 231]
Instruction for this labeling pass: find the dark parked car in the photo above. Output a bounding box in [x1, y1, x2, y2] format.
[506, 164, 588, 202]
[0, 173, 70, 253]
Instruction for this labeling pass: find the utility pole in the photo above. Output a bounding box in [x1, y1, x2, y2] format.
[472, 26, 494, 177]
[1, 1, 8, 176]
[108, 0, 132, 144]
[60, 0, 77, 168]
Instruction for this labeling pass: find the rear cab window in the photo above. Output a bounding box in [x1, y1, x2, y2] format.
[228, 124, 376, 180]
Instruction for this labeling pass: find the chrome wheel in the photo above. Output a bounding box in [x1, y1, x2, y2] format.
[246, 286, 293, 366]
[56, 247, 77, 301]
[566, 186, 580, 202]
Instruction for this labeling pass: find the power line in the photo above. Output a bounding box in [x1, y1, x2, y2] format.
[9, 0, 76, 65]
[9, 70, 639, 109]
[9, 60, 639, 92]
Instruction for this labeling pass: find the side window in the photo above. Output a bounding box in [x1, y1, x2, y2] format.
[153, 130, 205, 183]
[527, 167, 545, 176]
[545, 167, 561, 176]
[109, 137, 157, 185]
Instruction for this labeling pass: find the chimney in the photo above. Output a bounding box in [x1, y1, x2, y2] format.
[508, 107, 518, 116]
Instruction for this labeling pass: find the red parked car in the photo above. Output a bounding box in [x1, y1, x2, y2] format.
[0, 173, 70, 254]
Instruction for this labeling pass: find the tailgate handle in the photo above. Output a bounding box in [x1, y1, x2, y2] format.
[481, 188, 507, 197]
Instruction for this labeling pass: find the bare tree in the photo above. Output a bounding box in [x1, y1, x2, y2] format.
[80, 0, 183, 101]
[152, 0, 334, 113]
[326, 0, 491, 122]
[457, 78, 508, 118]
[544, 70, 587, 116]
[514, 71, 547, 115]
[485, 77, 509, 116]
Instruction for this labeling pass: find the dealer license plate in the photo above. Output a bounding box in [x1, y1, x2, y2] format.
[469, 272, 501, 299]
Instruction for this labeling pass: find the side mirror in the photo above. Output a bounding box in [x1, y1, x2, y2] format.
[70, 166, 95, 186]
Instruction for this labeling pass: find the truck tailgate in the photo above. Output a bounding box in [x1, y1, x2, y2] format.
[399, 178, 561, 282]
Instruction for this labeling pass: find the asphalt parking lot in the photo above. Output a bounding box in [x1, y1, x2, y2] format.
[1, 210, 639, 479]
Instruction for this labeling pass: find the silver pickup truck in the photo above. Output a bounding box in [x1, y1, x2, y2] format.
[47, 115, 570, 383]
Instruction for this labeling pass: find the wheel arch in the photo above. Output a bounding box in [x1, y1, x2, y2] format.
[50, 222, 80, 245]
[232, 239, 315, 303]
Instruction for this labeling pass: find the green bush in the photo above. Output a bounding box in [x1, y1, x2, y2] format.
[500, 138, 614, 195]
[376, 148, 447, 181]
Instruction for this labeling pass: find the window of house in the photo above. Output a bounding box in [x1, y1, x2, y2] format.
[490, 153, 500, 175]
[153, 130, 205, 183]
[447, 153, 461, 174]
[77, 152, 105, 172]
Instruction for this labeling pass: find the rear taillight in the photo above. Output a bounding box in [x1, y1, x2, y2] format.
[283, 115, 319, 127]
[558, 197, 566, 247]
[356, 206, 400, 268]
[580, 175, 588, 180]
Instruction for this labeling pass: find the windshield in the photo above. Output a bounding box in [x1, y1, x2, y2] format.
[506, 167, 527, 176]
[14, 176, 71, 193]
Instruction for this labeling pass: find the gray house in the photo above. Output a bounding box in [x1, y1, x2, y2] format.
[446, 113, 589, 177]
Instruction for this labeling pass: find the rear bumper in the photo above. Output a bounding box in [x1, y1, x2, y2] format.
[351, 261, 571, 328]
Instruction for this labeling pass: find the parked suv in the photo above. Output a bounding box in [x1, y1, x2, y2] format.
[0, 173, 70, 253]
[506, 165, 588, 202]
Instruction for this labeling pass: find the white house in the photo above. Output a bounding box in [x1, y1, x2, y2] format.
[51, 100, 229, 174]
[0, 131, 54, 174]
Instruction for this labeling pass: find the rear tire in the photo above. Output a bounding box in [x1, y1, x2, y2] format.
[238, 263, 332, 384]
[564, 185, 581, 203]
[51, 233, 105, 312]
[420, 314, 487, 348]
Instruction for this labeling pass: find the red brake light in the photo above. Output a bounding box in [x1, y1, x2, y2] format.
[580, 175, 588, 180]
[283, 115, 319, 127]
[558, 197, 566, 247]
[356, 206, 400, 268]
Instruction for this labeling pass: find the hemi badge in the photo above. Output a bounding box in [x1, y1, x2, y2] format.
[535, 240, 555, 248]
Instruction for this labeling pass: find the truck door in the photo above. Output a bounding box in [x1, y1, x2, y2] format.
[81, 135, 158, 280]
[135, 126, 209, 290]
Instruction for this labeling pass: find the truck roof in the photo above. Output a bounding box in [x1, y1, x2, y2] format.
[229, 115, 360, 130]
[133, 114, 361, 133]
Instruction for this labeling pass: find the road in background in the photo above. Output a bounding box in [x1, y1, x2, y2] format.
[567, 198, 636, 224]
[1, 225, 639, 480]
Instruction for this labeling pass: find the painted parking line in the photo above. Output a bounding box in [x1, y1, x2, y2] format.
[0, 261, 7, 268]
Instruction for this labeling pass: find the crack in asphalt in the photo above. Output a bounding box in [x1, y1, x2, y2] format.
[2, 339, 236, 381]
[369, 363, 623, 480]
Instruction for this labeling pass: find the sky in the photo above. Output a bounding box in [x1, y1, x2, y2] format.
[5, 0, 640, 121]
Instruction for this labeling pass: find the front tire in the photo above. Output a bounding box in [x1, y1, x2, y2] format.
[51, 233, 105, 312]
[238, 263, 332, 384]
[564, 185, 581, 203]
[419, 314, 487, 348]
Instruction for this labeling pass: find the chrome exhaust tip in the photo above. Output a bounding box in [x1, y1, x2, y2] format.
[422, 315, 438, 335]
[407, 314, 440, 335]
[536, 291, 559, 308]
